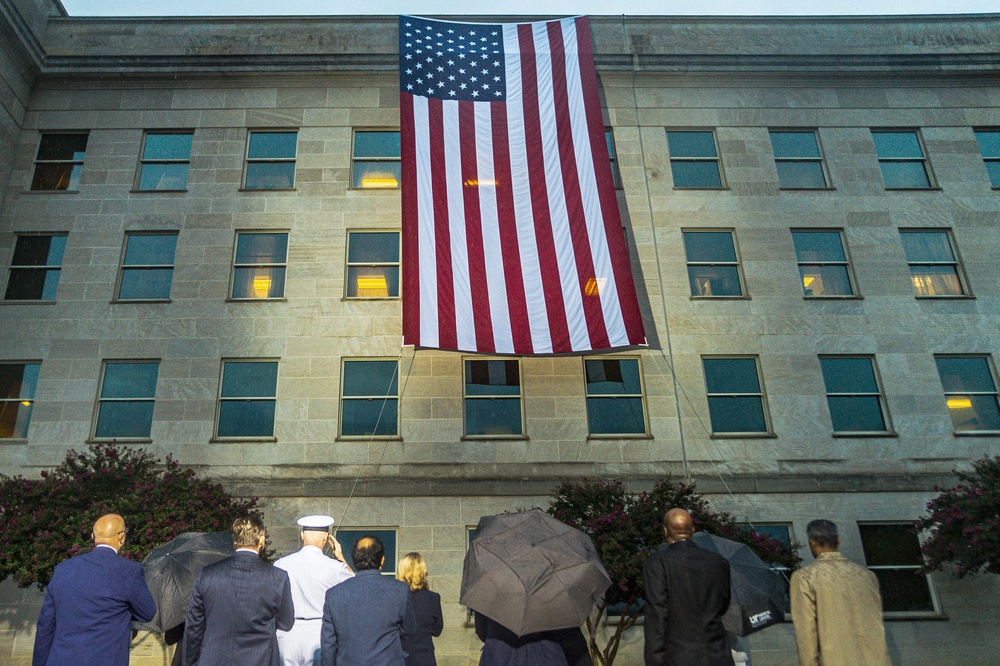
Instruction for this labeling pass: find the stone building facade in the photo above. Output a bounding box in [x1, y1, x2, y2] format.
[1, 1, 999, 663]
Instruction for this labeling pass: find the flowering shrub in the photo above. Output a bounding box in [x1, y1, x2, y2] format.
[918, 455, 1000, 577]
[0, 444, 269, 589]
[549, 478, 800, 666]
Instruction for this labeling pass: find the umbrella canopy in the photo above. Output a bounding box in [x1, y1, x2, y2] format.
[136, 531, 234, 633]
[460, 509, 611, 637]
[692, 531, 788, 637]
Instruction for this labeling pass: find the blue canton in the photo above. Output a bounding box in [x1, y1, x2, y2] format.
[399, 16, 506, 102]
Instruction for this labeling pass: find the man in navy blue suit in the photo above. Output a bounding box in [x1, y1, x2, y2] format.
[32, 513, 157, 666]
[320, 535, 415, 666]
[184, 514, 295, 666]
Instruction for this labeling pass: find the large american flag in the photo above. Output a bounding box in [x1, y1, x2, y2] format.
[399, 15, 646, 354]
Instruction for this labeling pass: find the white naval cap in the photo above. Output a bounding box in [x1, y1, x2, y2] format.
[297, 514, 335, 531]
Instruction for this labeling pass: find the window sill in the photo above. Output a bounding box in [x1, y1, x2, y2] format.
[689, 295, 750, 300]
[225, 297, 288, 303]
[238, 188, 297, 192]
[111, 299, 172, 304]
[0, 300, 58, 305]
[460, 434, 529, 441]
[130, 189, 188, 194]
[803, 295, 863, 300]
[348, 187, 401, 192]
[22, 189, 79, 194]
[953, 430, 1000, 437]
[586, 433, 652, 440]
[831, 431, 898, 438]
[779, 186, 837, 192]
[342, 297, 402, 302]
[883, 187, 942, 192]
[883, 612, 948, 621]
[709, 432, 777, 439]
[914, 295, 975, 300]
[86, 438, 153, 444]
[0, 438, 28, 445]
[210, 437, 278, 443]
[671, 187, 730, 191]
[335, 435, 402, 442]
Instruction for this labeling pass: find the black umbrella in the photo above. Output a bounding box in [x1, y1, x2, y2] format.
[460, 509, 611, 637]
[136, 531, 233, 633]
[692, 531, 788, 637]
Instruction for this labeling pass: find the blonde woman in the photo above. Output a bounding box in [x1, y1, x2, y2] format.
[397, 552, 443, 666]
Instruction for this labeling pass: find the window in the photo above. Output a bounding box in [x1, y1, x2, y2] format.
[791, 230, 856, 297]
[770, 130, 829, 189]
[682, 230, 744, 297]
[934, 355, 1000, 434]
[0, 362, 40, 439]
[352, 131, 401, 189]
[345, 231, 400, 298]
[31, 133, 88, 191]
[216, 360, 278, 439]
[93, 361, 159, 440]
[335, 529, 398, 575]
[702, 357, 771, 435]
[898, 229, 968, 297]
[739, 523, 793, 608]
[858, 523, 937, 615]
[3, 234, 67, 301]
[584, 358, 646, 435]
[871, 130, 933, 189]
[464, 359, 523, 437]
[243, 131, 297, 190]
[136, 132, 193, 191]
[667, 130, 724, 188]
[819, 356, 892, 434]
[975, 129, 1000, 187]
[230, 232, 288, 300]
[115, 233, 178, 301]
[340, 359, 398, 437]
[606, 129, 622, 189]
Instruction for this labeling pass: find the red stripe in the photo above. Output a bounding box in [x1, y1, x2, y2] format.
[400, 92, 420, 347]
[547, 21, 610, 350]
[574, 16, 645, 346]
[491, 101, 533, 355]
[459, 102, 495, 353]
[428, 98, 457, 351]
[518, 23, 571, 353]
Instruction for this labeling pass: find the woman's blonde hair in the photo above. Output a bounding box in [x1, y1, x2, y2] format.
[397, 551, 429, 591]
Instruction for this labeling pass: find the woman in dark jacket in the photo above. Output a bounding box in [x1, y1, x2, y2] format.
[397, 552, 444, 666]
[474, 611, 573, 666]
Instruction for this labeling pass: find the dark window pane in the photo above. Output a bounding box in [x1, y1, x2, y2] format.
[792, 232, 846, 263]
[336, 529, 397, 574]
[353, 131, 401, 158]
[880, 162, 930, 188]
[346, 266, 399, 298]
[873, 569, 935, 613]
[585, 359, 641, 395]
[36, 134, 88, 161]
[667, 131, 717, 157]
[465, 360, 520, 396]
[236, 233, 288, 264]
[0, 364, 39, 400]
[217, 400, 275, 437]
[908, 266, 962, 296]
[465, 398, 522, 436]
[688, 265, 742, 297]
[248, 132, 297, 159]
[605, 131, 615, 156]
[245, 162, 295, 189]
[820, 357, 878, 393]
[124, 235, 177, 266]
[101, 363, 159, 399]
[985, 161, 1000, 188]
[0, 401, 32, 438]
[684, 232, 737, 263]
[142, 133, 192, 160]
[704, 358, 761, 394]
[221, 362, 277, 398]
[341, 398, 398, 436]
[118, 268, 173, 300]
[348, 232, 400, 263]
[946, 394, 1000, 432]
[975, 130, 1000, 157]
[31, 163, 82, 191]
[859, 524, 923, 565]
[748, 524, 791, 546]
[707, 396, 767, 434]
[872, 132, 924, 158]
[671, 161, 722, 188]
[95, 401, 154, 438]
[343, 361, 398, 397]
[138, 163, 189, 190]
[770, 132, 821, 158]
[935, 357, 996, 393]
[352, 161, 402, 189]
[587, 397, 645, 434]
[827, 396, 886, 432]
[232, 267, 286, 299]
[800, 265, 853, 297]
[899, 232, 954, 263]
[775, 161, 826, 188]
[12, 236, 65, 267]
[4, 269, 59, 300]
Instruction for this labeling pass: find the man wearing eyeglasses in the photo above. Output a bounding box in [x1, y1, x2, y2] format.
[32, 513, 157, 666]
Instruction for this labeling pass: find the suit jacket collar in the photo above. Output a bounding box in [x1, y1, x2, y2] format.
[92, 544, 119, 556]
[667, 539, 698, 550]
[355, 569, 383, 577]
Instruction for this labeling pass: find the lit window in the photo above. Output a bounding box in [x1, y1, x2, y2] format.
[791, 230, 855, 297]
[702, 356, 771, 435]
[93, 361, 159, 440]
[31, 133, 88, 191]
[464, 359, 522, 437]
[230, 232, 288, 300]
[682, 230, 744, 297]
[352, 131, 401, 189]
[136, 132, 193, 191]
[346, 231, 400, 298]
[871, 130, 934, 189]
[898, 229, 968, 297]
[340, 359, 399, 437]
[858, 523, 937, 615]
[584, 358, 646, 435]
[934, 355, 1000, 434]
[216, 360, 278, 439]
[819, 356, 892, 434]
[3, 234, 67, 301]
[335, 529, 397, 575]
[116, 233, 178, 301]
[667, 130, 724, 188]
[974, 129, 1000, 188]
[770, 130, 829, 189]
[0, 362, 40, 439]
[243, 131, 297, 190]
[606, 129, 622, 189]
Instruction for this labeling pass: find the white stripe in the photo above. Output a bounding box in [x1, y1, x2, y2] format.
[474, 102, 514, 354]
[533, 22, 591, 352]
[503, 24, 552, 354]
[443, 100, 476, 352]
[413, 96, 438, 349]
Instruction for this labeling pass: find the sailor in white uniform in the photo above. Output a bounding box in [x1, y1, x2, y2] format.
[275, 514, 354, 666]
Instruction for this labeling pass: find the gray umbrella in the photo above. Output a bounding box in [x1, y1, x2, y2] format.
[692, 531, 789, 637]
[460, 509, 611, 637]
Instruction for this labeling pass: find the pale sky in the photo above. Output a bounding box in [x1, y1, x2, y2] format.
[59, 0, 1000, 17]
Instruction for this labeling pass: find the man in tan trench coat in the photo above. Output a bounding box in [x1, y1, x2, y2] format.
[790, 519, 891, 666]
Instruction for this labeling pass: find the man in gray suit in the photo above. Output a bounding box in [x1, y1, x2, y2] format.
[320, 535, 416, 666]
[184, 515, 295, 666]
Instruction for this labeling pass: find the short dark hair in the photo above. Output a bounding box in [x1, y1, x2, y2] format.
[232, 514, 266, 549]
[806, 519, 839, 549]
[352, 535, 385, 571]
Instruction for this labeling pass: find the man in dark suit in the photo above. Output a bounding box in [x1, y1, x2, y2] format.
[642, 508, 734, 666]
[32, 513, 157, 666]
[320, 535, 416, 666]
[184, 515, 295, 666]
